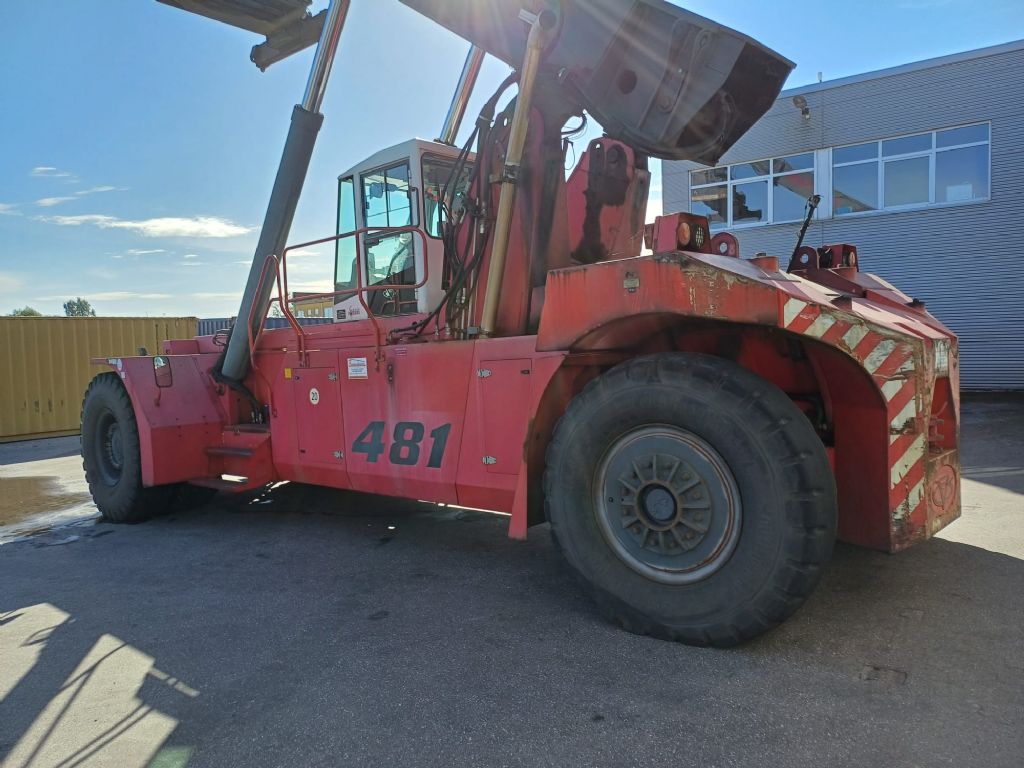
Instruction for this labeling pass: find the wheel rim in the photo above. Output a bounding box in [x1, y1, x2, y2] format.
[594, 425, 742, 585]
[94, 409, 124, 487]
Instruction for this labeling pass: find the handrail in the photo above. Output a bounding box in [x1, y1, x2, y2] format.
[246, 254, 278, 372]
[279, 225, 432, 366]
[271, 258, 307, 364]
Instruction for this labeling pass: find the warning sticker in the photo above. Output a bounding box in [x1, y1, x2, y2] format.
[347, 357, 368, 379]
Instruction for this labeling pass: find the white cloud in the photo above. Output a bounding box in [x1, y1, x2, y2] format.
[91, 291, 175, 301]
[182, 253, 199, 259]
[289, 279, 333, 293]
[192, 291, 241, 300]
[126, 248, 167, 255]
[0, 203, 21, 216]
[35, 291, 174, 302]
[34, 187, 125, 208]
[75, 186, 121, 196]
[42, 214, 252, 238]
[284, 247, 330, 277]
[40, 214, 116, 226]
[180, 261, 204, 267]
[31, 166, 76, 180]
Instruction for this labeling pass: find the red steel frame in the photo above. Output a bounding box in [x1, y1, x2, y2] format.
[104, 204, 960, 555]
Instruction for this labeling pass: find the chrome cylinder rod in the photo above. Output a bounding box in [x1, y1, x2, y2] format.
[220, 0, 351, 383]
[439, 45, 485, 145]
[301, 0, 349, 112]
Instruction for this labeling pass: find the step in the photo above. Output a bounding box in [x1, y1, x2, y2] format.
[205, 445, 255, 458]
[226, 423, 271, 434]
[191, 475, 260, 492]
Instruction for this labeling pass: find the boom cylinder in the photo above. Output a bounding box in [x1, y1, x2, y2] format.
[220, 0, 350, 383]
[479, 10, 555, 337]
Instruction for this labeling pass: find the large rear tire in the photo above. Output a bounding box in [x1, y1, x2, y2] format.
[544, 353, 837, 647]
[81, 373, 169, 523]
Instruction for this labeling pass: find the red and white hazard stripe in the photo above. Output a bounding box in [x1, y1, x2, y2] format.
[780, 294, 926, 526]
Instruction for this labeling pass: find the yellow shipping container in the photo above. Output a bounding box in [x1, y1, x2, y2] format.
[0, 317, 197, 442]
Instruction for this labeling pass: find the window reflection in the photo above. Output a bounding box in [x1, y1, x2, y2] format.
[773, 154, 813, 173]
[691, 185, 727, 224]
[833, 143, 877, 164]
[362, 162, 411, 229]
[833, 122, 989, 216]
[335, 176, 357, 291]
[833, 162, 878, 215]
[730, 160, 771, 180]
[774, 172, 814, 222]
[882, 134, 931, 156]
[937, 144, 988, 202]
[884, 156, 930, 207]
[937, 123, 989, 148]
[733, 181, 766, 223]
[689, 151, 816, 227]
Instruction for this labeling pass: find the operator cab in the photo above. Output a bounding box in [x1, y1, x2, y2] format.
[333, 138, 472, 323]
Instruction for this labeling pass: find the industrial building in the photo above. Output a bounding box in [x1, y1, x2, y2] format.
[663, 40, 1023, 390]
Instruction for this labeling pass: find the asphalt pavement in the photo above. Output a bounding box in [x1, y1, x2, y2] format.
[1, 397, 1022, 768]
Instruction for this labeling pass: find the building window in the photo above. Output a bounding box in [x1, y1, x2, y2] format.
[832, 123, 989, 216]
[690, 153, 815, 228]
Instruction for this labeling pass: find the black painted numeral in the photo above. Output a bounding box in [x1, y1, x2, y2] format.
[352, 421, 386, 463]
[389, 422, 424, 466]
[427, 423, 451, 469]
[351, 420, 452, 469]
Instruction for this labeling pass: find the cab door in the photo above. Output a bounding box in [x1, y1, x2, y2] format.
[360, 160, 418, 317]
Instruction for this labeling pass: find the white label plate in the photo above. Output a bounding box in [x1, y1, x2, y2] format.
[347, 357, 368, 379]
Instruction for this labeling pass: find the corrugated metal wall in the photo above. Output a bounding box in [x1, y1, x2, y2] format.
[663, 43, 1024, 390]
[0, 317, 197, 442]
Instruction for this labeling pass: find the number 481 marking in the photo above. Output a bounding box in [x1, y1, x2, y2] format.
[352, 421, 451, 469]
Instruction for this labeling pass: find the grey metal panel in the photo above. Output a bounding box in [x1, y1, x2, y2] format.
[663, 44, 1024, 390]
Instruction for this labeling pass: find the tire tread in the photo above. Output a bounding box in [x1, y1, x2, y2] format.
[544, 352, 836, 648]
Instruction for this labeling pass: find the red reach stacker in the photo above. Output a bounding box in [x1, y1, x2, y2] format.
[81, 0, 961, 646]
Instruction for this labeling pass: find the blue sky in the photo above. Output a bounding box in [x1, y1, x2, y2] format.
[1, 0, 1021, 317]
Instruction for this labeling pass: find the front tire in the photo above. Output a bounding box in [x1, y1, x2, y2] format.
[81, 373, 168, 523]
[544, 353, 837, 647]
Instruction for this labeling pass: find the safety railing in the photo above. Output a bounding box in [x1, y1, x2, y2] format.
[245, 225, 431, 370]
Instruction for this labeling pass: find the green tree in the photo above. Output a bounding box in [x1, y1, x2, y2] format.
[9, 306, 43, 316]
[63, 297, 96, 317]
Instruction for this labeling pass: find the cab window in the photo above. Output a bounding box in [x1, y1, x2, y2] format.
[362, 161, 411, 228]
[422, 154, 474, 238]
[362, 161, 416, 316]
[334, 175, 357, 291]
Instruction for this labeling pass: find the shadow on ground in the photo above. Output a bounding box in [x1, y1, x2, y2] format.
[1, 481, 1022, 768]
